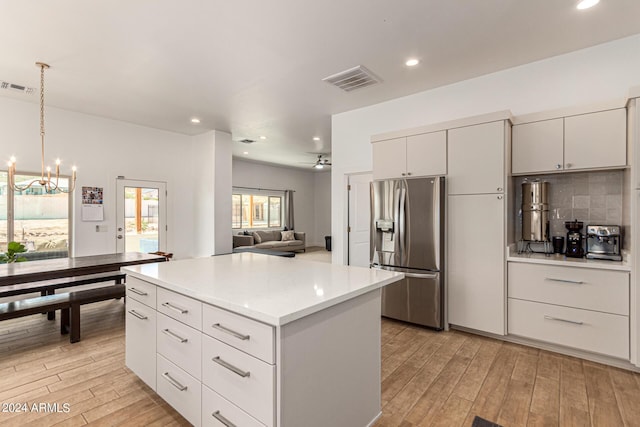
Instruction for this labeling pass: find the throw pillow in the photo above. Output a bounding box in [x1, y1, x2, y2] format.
[281, 230, 295, 241]
[252, 232, 262, 244]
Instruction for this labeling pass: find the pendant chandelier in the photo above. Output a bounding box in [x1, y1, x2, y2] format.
[7, 62, 77, 193]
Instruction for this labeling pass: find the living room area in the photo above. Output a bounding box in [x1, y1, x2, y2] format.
[231, 158, 332, 261]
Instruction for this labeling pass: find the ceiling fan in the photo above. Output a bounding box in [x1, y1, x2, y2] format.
[312, 154, 332, 169]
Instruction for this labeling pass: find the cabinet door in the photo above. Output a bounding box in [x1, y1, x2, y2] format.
[126, 298, 157, 390]
[406, 131, 447, 177]
[512, 119, 564, 174]
[564, 108, 627, 170]
[448, 121, 505, 195]
[447, 194, 505, 335]
[372, 137, 406, 180]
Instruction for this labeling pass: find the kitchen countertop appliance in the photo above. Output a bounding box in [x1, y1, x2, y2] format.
[565, 220, 585, 258]
[518, 180, 551, 254]
[371, 176, 445, 329]
[586, 225, 623, 261]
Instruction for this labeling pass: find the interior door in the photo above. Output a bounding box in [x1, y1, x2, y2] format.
[348, 173, 372, 267]
[116, 178, 167, 253]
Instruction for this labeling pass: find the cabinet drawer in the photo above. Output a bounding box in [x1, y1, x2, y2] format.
[203, 304, 274, 364]
[202, 335, 275, 427]
[157, 313, 202, 380]
[508, 298, 629, 359]
[126, 276, 157, 308]
[508, 263, 629, 315]
[202, 384, 265, 427]
[157, 287, 202, 331]
[125, 298, 156, 391]
[157, 354, 202, 427]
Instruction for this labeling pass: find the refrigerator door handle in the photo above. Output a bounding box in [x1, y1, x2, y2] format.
[398, 184, 407, 259]
[404, 272, 438, 280]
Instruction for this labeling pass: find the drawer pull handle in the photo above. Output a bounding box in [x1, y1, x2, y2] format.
[212, 410, 236, 427]
[161, 372, 188, 391]
[544, 277, 584, 285]
[128, 287, 148, 296]
[127, 310, 147, 320]
[212, 356, 251, 378]
[544, 315, 584, 325]
[162, 328, 188, 343]
[211, 323, 250, 341]
[162, 302, 189, 314]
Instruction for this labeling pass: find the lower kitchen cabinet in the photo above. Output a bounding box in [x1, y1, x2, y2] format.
[125, 295, 157, 390]
[507, 261, 630, 359]
[447, 194, 505, 335]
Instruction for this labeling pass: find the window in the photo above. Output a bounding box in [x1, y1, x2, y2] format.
[0, 171, 71, 256]
[232, 193, 282, 229]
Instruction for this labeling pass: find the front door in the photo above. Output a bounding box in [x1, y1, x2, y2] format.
[116, 178, 167, 253]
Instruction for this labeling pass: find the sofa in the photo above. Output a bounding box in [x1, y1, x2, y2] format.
[232, 230, 306, 252]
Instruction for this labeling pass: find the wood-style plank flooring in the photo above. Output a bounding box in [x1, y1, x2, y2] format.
[1, 300, 640, 426]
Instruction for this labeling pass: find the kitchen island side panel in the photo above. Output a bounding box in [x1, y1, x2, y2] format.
[278, 289, 382, 427]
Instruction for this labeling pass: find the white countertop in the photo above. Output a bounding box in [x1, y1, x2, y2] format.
[122, 253, 404, 326]
[507, 247, 631, 271]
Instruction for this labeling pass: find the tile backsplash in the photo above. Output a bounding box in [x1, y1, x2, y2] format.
[514, 170, 624, 240]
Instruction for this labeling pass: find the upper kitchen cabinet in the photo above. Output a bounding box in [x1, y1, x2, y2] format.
[372, 131, 446, 180]
[447, 120, 506, 195]
[512, 104, 627, 175]
[564, 109, 626, 170]
[372, 137, 406, 180]
[512, 118, 564, 174]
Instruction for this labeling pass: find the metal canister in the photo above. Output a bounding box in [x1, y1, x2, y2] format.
[522, 181, 549, 242]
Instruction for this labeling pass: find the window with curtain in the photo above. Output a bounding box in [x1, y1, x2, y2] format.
[231, 193, 283, 229]
[0, 171, 70, 256]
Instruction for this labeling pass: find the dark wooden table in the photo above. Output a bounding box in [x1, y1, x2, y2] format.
[0, 252, 166, 287]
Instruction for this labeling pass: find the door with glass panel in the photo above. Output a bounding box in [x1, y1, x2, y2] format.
[0, 171, 71, 257]
[116, 179, 166, 253]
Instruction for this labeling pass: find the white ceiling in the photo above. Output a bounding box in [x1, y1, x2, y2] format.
[1, 1, 640, 169]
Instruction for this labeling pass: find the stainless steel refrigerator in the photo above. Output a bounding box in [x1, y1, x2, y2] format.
[370, 176, 445, 329]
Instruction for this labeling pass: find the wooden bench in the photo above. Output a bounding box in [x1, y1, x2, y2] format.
[0, 284, 126, 343]
[61, 284, 126, 343]
[0, 271, 126, 320]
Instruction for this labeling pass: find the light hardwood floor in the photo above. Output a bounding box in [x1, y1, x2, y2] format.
[1, 300, 640, 426]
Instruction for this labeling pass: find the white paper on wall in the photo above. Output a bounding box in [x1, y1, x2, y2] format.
[82, 204, 104, 221]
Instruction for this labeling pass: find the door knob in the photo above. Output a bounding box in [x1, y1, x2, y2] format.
[117, 235, 123, 239]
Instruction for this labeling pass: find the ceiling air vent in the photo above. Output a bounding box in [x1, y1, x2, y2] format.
[1, 81, 35, 95]
[322, 65, 380, 92]
[239, 139, 255, 144]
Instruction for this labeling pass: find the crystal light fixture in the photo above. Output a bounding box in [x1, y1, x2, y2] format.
[7, 62, 76, 193]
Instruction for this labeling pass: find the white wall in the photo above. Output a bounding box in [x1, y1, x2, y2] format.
[191, 130, 233, 257]
[232, 159, 330, 246]
[331, 33, 640, 264]
[0, 96, 205, 259]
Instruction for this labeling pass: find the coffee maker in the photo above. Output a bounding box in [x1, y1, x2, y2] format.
[586, 225, 623, 261]
[565, 220, 584, 258]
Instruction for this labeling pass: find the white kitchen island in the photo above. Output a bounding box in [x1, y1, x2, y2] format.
[121, 253, 403, 427]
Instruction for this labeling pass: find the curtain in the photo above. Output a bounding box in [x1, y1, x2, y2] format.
[284, 190, 295, 230]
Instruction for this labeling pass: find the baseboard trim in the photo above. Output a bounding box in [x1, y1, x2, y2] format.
[450, 324, 640, 372]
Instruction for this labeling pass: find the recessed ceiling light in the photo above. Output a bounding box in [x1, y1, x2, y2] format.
[259, 136, 267, 140]
[405, 58, 420, 67]
[243, 151, 249, 155]
[313, 137, 320, 141]
[576, 0, 599, 9]
[190, 118, 200, 124]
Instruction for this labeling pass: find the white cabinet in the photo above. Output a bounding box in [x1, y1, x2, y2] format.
[564, 108, 627, 170]
[157, 354, 202, 427]
[447, 121, 505, 195]
[512, 108, 627, 174]
[372, 131, 446, 180]
[507, 262, 630, 359]
[126, 297, 157, 390]
[512, 118, 564, 173]
[372, 137, 406, 180]
[447, 194, 505, 335]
